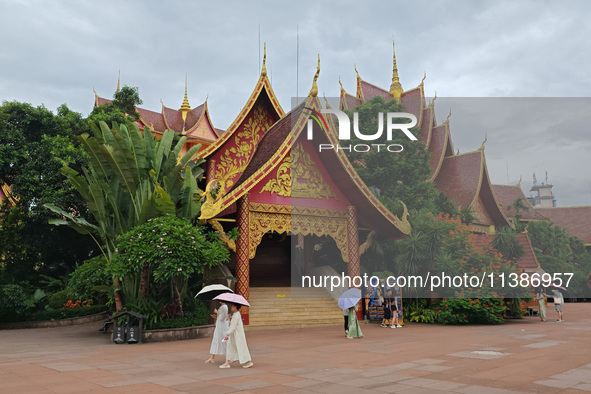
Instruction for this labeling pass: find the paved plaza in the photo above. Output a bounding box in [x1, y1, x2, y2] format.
[1, 303, 591, 393]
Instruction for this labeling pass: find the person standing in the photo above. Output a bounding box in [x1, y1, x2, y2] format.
[381, 299, 392, 328]
[220, 303, 254, 369]
[205, 301, 229, 364]
[390, 298, 402, 328]
[552, 289, 564, 322]
[343, 308, 349, 336]
[346, 304, 363, 339]
[536, 288, 547, 322]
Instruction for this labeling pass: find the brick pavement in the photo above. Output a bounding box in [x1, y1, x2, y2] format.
[1, 303, 590, 393]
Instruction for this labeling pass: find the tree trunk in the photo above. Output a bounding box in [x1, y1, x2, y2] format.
[113, 277, 123, 312]
[173, 284, 184, 317]
[139, 263, 150, 298]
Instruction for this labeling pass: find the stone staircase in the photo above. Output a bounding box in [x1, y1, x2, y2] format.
[246, 287, 344, 331]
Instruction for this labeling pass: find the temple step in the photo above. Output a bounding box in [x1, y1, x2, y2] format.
[246, 287, 343, 331]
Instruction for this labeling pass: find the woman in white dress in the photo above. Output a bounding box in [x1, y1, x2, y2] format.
[219, 303, 253, 369]
[205, 301, 229, 363]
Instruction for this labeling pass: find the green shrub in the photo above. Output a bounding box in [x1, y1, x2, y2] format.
[68, 257, 111, 300]
[433, 298, 508, 325]
[48, 289, 70, 309]
[0, 284, 28, 321]
[28, 305, 109, 322]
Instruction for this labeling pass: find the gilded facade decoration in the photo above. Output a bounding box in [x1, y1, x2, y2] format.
[215, 104, 273, 197]
[260, 142, 337, 199]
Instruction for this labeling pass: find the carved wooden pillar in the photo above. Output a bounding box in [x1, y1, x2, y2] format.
[347, 205, 363, 320]
[236, 193, 250, 324]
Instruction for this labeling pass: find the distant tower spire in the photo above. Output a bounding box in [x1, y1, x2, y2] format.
[180, 74, 191, 122]
[116, 69, 121, 93]
[389, 42, 403, 99]
[308, 54, 320, 98]
[261, 42, 267, 77]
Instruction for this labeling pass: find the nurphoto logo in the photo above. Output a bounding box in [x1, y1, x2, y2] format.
[304, 107, 417, 153]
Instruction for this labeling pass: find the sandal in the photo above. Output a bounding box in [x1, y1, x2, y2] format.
[205, 359, 214, 364]
[219, 364, 230, 369]
[242, 362, 254, 369]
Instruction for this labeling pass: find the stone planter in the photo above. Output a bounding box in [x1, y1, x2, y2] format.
[0, 312, 109, 330]
[141, 324, 215, 343]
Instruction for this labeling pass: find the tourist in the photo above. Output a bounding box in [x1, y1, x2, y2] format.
[381, 299, 391, 328]
[552, 289, 564, 322]
[219, 303, 253, 369]
[343, 307, 349, 336]
[535, 288, 547, 322]
[346, 304, 363, 339]
[390, 298, 402, 328]
[205, 301, 229, 364]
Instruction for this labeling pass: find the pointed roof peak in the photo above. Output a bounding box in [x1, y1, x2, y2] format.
[308, 54, 320, 97]
[389, 41, 403, 98]
[261, 42, 267, 77]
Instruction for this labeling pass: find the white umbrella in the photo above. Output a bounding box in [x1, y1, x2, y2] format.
[195, 284, 234, 300]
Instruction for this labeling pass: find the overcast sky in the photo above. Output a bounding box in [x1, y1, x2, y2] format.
[1, 0, 590, 206]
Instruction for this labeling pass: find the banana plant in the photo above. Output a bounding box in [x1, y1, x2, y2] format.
[45, 120, 205, 310]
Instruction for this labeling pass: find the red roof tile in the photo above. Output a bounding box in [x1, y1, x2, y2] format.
[428, 125, 448, 181]
[434, 151, 483, 208]
[492, 185, 548, 221]
[534, 206, 591, 244]
[359, 80, 391, 101]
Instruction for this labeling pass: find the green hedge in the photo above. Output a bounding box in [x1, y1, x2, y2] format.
[9, 305, 110, 323]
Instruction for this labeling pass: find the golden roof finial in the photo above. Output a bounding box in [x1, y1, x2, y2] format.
[516, 175, 522, 188]
[389, 41, 403, 98]
[180, 74, 191, 122]
[430, 90, 437, 107]
[308, 54, 320, 98]
[478, 134, 488, 151]
[354, 64, 359, 79]
[323, 91, 332, 109]
[444, 109, 452, 125]
[420, 71, 426, 87]
[116, 69, 121, 93]
[261, 42, 267, 77]
[456, 148, 460, 155]
[339, 75, 345, 93]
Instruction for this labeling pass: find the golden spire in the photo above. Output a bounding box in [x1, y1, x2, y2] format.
[354, 64, 359, 80]
[339, 75, 345, 94]
[389, 42, 403, 98]
[516, 175, 522, 188]
[308, 54, 320, 98]
[180, 74, 191, 122]
[261, 43, 267, 77]
[116, 69, 121, 93]
[478, 134, 488, 151]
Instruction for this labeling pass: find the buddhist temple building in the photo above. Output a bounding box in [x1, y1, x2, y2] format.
[338, 43, 547, 275]
[195, 49, 411, 327]
[94, 75, 221, 156]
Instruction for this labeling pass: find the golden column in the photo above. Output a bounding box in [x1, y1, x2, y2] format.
[235, 193, 250, 324]
[347, 205, 362, 320]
